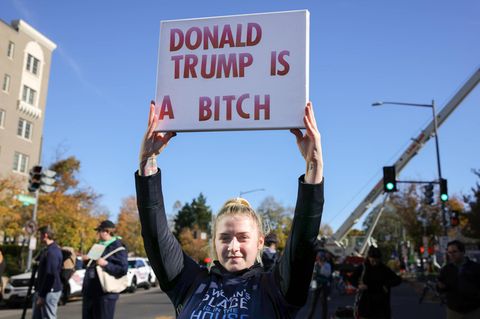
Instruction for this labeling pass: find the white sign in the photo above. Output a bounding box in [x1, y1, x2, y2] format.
[87, 244, 106, 260]
[155, 10, 309, 132]
[29, 237, 37, 250]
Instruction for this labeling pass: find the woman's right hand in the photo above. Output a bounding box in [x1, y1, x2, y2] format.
[139, 101, 176, 176]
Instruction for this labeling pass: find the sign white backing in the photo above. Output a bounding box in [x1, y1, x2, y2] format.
[155, 10, 309, 132]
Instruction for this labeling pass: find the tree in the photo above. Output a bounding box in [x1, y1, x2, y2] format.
[174, 203, 196, 238]
[0, 175, 31, 241]
[462, 169, 480, 239]
[36, 156, 105, 253]
[388, 184, 444, 253]
[363, 201, 404, 259]
[173, 193, 212, 239]
[178, 226, 209, 263]
[257, 196, 293, 251]
[191, 193, 212, 234]
[116, 196, 145, 256]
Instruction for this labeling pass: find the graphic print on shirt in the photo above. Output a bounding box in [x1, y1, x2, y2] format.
[188, 281, 253, 319]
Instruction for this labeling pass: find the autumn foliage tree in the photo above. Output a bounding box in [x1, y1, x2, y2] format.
[0, 175, 31, 240]
[116, 196, 145, 256]
[178, 225, 210, 263]
[36, 156, 106, 253]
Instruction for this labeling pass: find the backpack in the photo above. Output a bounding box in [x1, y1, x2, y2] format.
[61, 247, 77, 277]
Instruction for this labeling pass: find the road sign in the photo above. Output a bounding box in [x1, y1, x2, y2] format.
[24, 220, 37, 235]
[17, 194, 37, 206]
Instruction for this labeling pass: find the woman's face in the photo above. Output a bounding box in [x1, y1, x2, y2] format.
[215, 215, 264, 272]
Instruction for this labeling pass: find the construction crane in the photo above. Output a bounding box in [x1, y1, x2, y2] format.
[325, 68, 480, 257]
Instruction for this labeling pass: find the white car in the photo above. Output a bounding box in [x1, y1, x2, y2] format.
[126, 257, 151, 293]
[2, 257, 85, 307]
[145, 259, 158, 287]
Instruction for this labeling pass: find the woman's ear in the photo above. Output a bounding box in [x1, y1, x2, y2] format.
[258, 235, 265, 249]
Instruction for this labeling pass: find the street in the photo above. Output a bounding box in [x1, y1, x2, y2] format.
[0, 281, 446, 319]
[0, 288, 176, 319]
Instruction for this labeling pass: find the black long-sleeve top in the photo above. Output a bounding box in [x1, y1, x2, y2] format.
[135, 170, 324, 318]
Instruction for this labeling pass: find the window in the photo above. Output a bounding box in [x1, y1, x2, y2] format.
[7, 41, 15, 58]
[2, 74, 11, 92]
[17, 118, 33, 139]
[26, 54, 40, 75]
[22, 85, 36, 105]
[13, 152, 29, 173]
[0, 109, 5, 128]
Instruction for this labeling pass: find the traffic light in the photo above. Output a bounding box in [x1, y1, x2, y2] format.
[28, 165, 43, 192]
[28, 165, 56, 193]
[423, 183, 434, 205]
[383, 166, 397, 192]
[440, 178, 448, 202]
[450, 211, 460, 227]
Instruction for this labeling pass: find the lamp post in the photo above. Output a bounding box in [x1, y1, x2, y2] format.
[239, 188, 266, 198]
[372, 100, 448, 235]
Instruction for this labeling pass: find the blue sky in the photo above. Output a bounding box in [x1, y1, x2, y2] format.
[2, 0, 479, 233]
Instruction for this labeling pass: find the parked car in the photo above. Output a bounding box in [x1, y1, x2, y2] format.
[126, 257, 151, 293]
[144, 259, 158, 287]
[2, 257, 85, 307]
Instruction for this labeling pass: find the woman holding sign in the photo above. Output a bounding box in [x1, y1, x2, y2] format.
[135, 101, 324, 318]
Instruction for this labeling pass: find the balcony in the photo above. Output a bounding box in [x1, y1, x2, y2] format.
[17, 100, 42, 119]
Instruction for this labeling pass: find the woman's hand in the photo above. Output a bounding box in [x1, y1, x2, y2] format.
[96, 258, 108, 267]
[290, 102, 323, 184]
[139, 101, 176, 176]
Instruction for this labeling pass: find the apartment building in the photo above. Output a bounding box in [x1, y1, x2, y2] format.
[0, 19, 56, 182]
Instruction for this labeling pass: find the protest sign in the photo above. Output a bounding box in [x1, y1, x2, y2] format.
[155, 10, 309, 131]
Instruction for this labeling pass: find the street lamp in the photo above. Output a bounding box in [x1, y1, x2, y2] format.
[239, 188, 265, 198]
[372, 100, 448, 235]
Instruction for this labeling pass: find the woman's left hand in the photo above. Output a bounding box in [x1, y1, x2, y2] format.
[290, 102, 323, 184]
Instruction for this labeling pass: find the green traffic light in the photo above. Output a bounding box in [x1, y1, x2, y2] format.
[386, 182, 395, 191]
[441, 193, 448, 202]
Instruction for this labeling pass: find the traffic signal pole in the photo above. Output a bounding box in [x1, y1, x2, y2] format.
[26, 190, 39, 271]
[431, 100, 448, 236]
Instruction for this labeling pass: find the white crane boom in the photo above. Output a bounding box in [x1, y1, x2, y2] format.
[332, 68, 480, 244]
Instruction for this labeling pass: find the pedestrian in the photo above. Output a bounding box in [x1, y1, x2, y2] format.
[437, 240, 480, 319]
[351, 246, 401, 319]
[0, 248, 5, 295]
[135, 101, 324, 318]
[82, 220, 128, 319]
[307, 252, 332, 319]
[59, 246, 76, 305]
[261, 232, 278, 271]
[32, 226, 63, 319]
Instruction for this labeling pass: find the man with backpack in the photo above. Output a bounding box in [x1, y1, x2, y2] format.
[59, 247, 76, 305]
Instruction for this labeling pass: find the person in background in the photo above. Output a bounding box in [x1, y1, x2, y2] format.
[307, 252, 332, 319]
[82, 220, 128, 319]
[437, 240, 480, 319]
[59, 246, 76, 305]
[351, 246, 401, 319]
[32, 226, 63, 319]
[0, 249, 5, 297]
[135, 101, 324, 318]
[261, 232, 278, 271]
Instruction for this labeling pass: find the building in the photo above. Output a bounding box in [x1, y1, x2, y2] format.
[0, 19, 56, 182]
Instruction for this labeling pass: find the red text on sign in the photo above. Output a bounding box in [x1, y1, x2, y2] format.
[199, 94, 270, 121]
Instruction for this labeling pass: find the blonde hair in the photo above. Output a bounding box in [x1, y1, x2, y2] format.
[212, 198, 265, 262]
